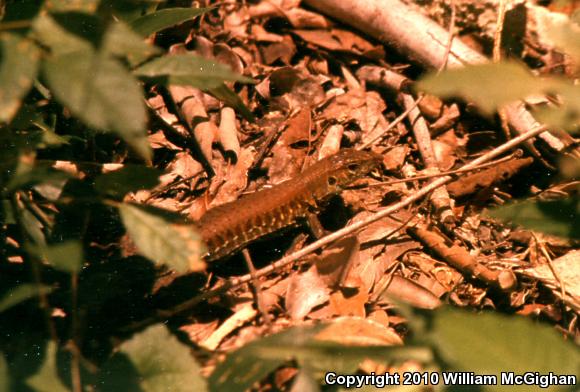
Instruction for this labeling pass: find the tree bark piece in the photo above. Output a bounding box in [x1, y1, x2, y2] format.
[408, 226, 517, 291]
[304, 0, 486, 69]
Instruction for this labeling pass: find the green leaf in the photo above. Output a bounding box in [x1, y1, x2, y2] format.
[34, 241, 83, 274]
[0, 199, 16, 224]
[3, 1, 43, 27]
[99, 325, 207, 392]
[94, 165, 161, 199]
[43, 50, 150, 160]
[0, 283, 54, 313]
[535, 82, 580, 133]
[102, 21, 161, 67]
[542, 11, 580, 63]
[9, 102, 45, 128]
[134, 54, 254, 90]
[5, 164, 71, 193]
[0, 353, 9, 392]
[418, 62, 580, 130]
[20, 207, 46, 246]
[0, 34, 40, 122]
[129, 7, 212, 37]
[209, 326, 321, 391]
[209, 324, 430, 391]
[429, 308, 580, 391]
[417, 62, 548, 114]
[487, 198, 580, 239]
[98, 0, 157, 23]
[29, 124, 71, 148]
[43, 0, 100, 12]
[33, 176, 69, 201]
[118, 203, 206, 272]
[208, 84, 255, 122]
[25, 341, 70, 392]
[32, 14, 94, 55]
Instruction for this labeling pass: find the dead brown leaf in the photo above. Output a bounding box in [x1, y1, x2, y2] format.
[285, 266, 331, 320]
[315, 317, 403, 346]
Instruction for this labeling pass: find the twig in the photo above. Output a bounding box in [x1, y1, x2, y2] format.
[359, 95, 424, 149]
[0, 20, 32, 30]
[19, 192, 53, 233]
[11, 193, 59, 343]
[145, 169, 205, 202]
[250, 124, 286, 171]
[532, 234, 567, 304]
[493, 0, 508, 62]
[70, 272, 81, 392]
[438, 0, 456, 73]
[242, 249, 272, 326]
[366, 151, 522, 187]
[494, 0, 512, 139]
[401, 93, 454, 224]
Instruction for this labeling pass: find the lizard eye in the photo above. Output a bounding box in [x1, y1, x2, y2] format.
[347, 163, 360, 172]
[328, 176, 337, 186]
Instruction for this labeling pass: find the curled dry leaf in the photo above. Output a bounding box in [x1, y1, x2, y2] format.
[268, 143, 305, 184]
[251, 24, 286, 43]
[280, 106, 311, 146]
[373, 275, 442, 310]
[432, 139, 456, 171]
[367, 309, 390, 326]
[260, 35, 297, 65]
[320, 89, 387, 139]
[200, 303, 258, 351]
[293, 29, 344, 51]
[382, 145, 409, 172]
[167, 151, 204, 180]
[223, 6, 250, 39]
[214, 43, 245, 75]
[285, 266, 331, 320]
[406, 253, 464, 291]
[218, 106, 241, 160]
[284, 8, 330, 29]
[269, 67, 326, 111]
[354, 210, 412, 244]
[417, 94, 443, 120]
[210, 148, 255, 207]
[318, 123, 344, 159]
[148, 131, 180, 150]
[328, 288, 368, 317]
[430, 104, 460, 135]
[247, 1, 282, 19]
[519, 249, 580, 310]
[179, 319, 220, 346]
[293, 28, 377, 55]
[363, 240, 422, 289]
[315, 316, 403, 346]
[314, 236, 360, 289]
[356, 65, 412, 93]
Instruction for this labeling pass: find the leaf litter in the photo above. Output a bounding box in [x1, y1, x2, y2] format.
[127, 1, 580, 385]
[9, 0, 575, 389]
